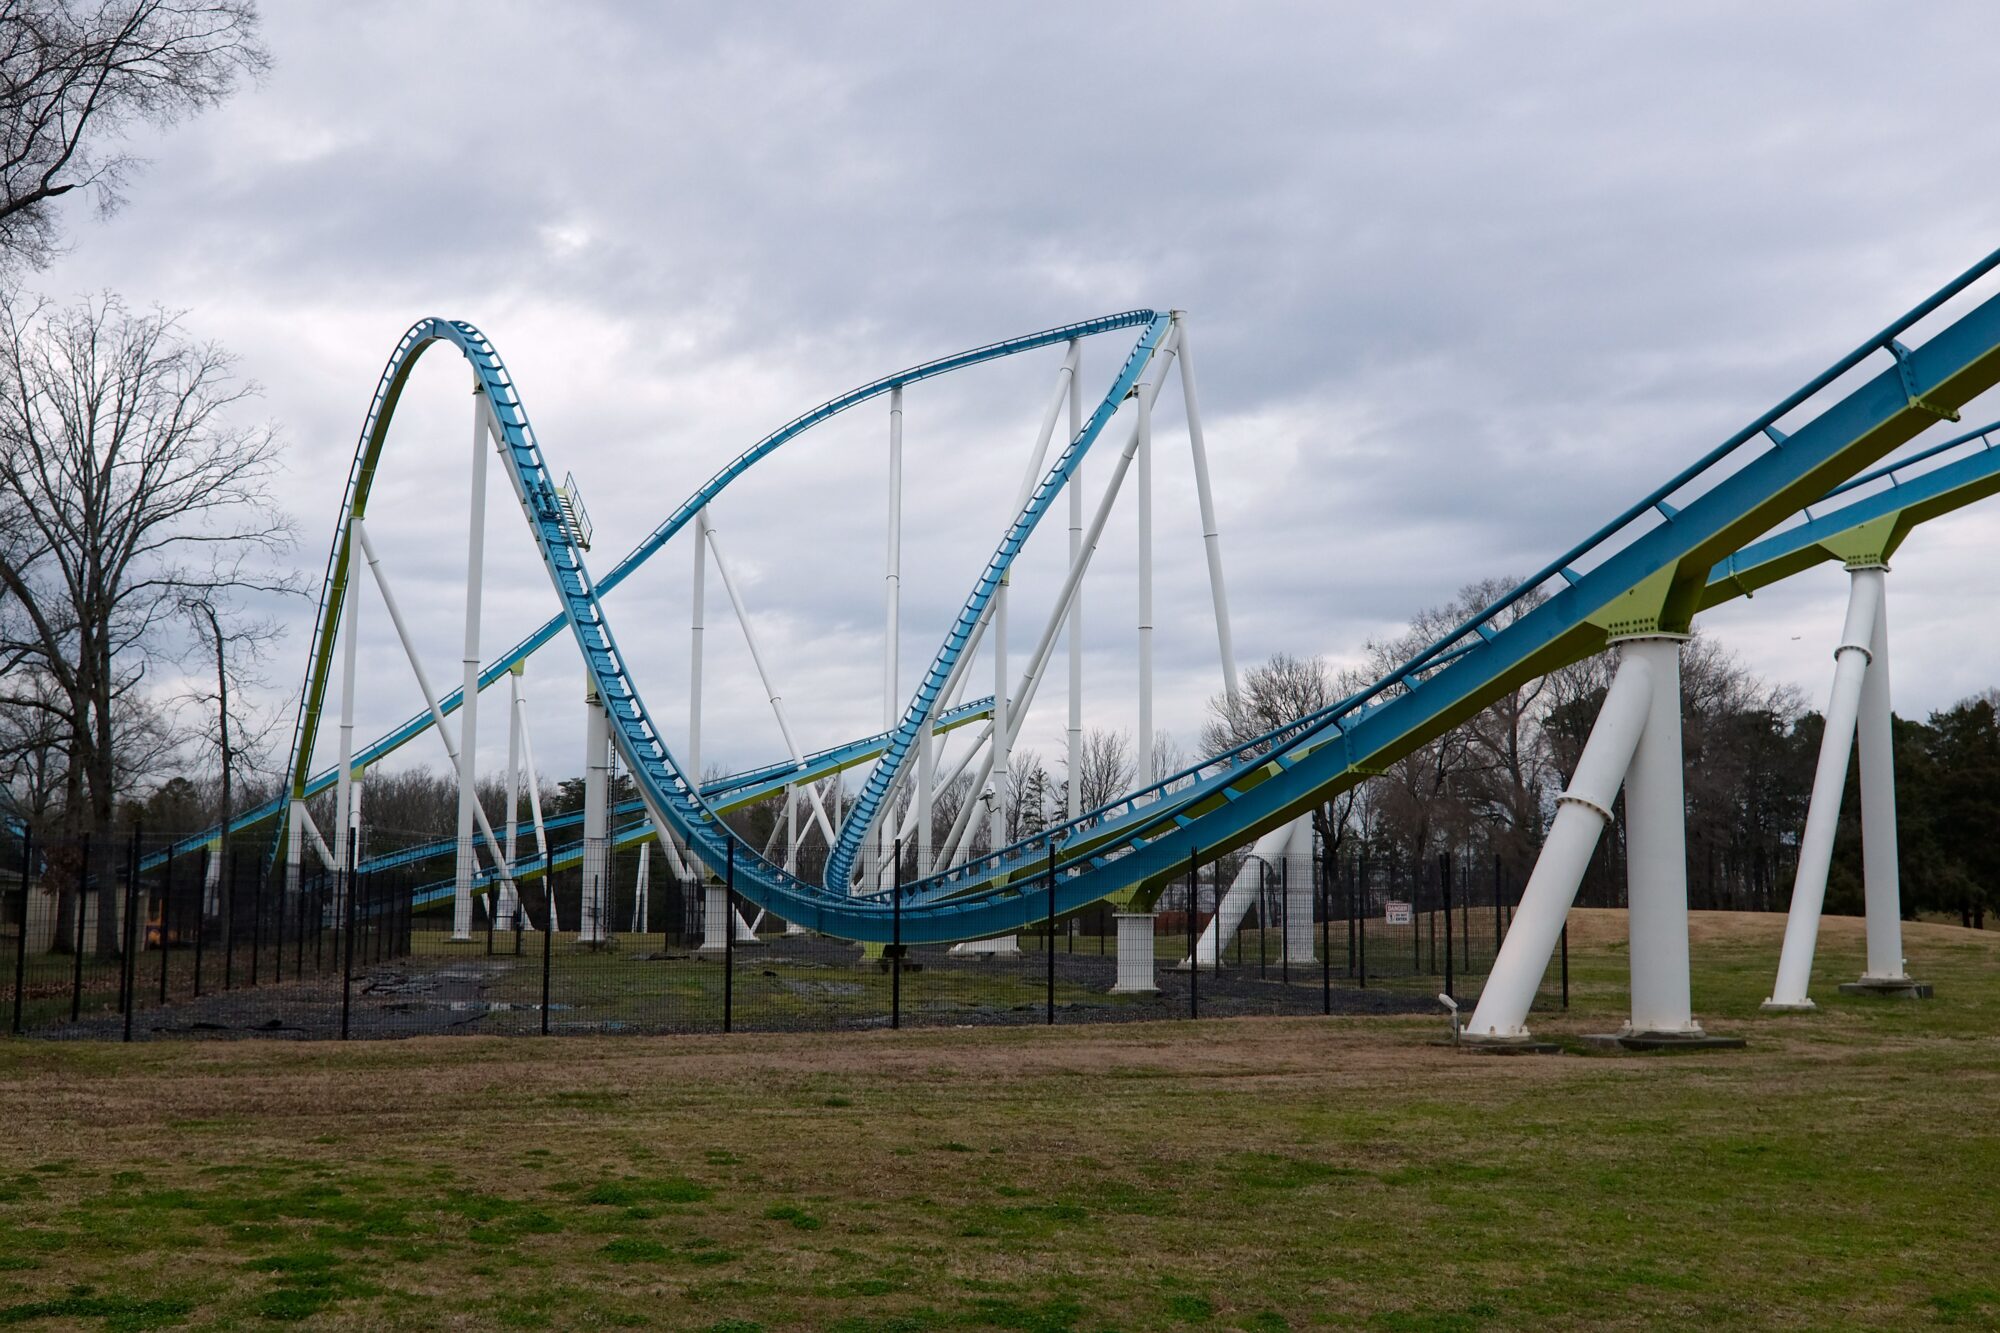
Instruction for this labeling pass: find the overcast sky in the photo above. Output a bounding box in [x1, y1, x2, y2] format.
[33, 2, 2000, 791]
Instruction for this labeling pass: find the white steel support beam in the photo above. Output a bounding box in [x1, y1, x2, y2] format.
[518, 695, 550, 931]
[1767, 569, 1885, 1009]
[497, 666, 522, 930]
[1066, 338, 1084, 822]
[1464, 645, 1655, 1040]
[334, 541, 360, 916]
[453, 380, 490, 940]
[1856, 571, 1910, 983]
[351, 516, 518, 919]
[580, 686, 611, 945]
[1622, 635, 1699, 1037]
[991, 575, 1009, 854]
[882, 384, 904, 880]
[1171, 311, 1241, 714]
[689, 506, 707, 787]
[1136, 349, 1155, 786]
[703, 513, 841, 853]
[1283, 816, 1317, 964]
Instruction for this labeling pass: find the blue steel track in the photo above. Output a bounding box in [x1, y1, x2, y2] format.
[253, 252, 2000, 941]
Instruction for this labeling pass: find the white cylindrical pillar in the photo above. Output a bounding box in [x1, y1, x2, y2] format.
[1855, 567, 1907, 982]
[1186, 821, 1294, 967]
[1112, 913, 1159, 993]
[453, 382, 490, 941]
[1464, 646, 1655, 1039]
[992, 576, 1009, 853]
[334, 543, 360, 919]
[1283, 816, 1318, 964]
[1172, 311, 1241, 715]
[1136, 363, 1154, 786]
[1768, 570, 1883, 1009]
[1622, 635, 1698, 1037]
[579, 687, 610, 945]
[497, 667, 522, 931]
[689, 506, 707, 788]
[700, 882, 729, 952]
[1066, 338, 1084, 823]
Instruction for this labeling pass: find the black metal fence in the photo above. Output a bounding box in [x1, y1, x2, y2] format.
[0, 829, 1562, 1042]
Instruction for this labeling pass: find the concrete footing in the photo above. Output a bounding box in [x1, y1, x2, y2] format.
[1759, 998, 1817, 1013]
[1456, 1033, 1562, 1055]
[1838, 976, 1934, 999]
[950, 935, 1021, 956]
[1111, 913, 1157, 993]
[1581, 1029, 1746, 1052]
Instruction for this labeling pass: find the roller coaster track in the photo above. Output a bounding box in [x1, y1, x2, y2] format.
[239, 248, 2000, 943]
[393, 402, 2000, 907]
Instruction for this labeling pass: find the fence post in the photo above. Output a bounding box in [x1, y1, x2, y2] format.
[1045, 840, 1056, 1027]
[121, 826, 140, 1043]
[891, 837, 902, 1032]
[71, 833, 88, 1023]
[1442, 852, 1454, 1002]
[1320, 844, 1331, 1016]
[732, 836, 740, 1032]
[224, 849, 237, 991]
[273, 856, 286, 986]
[193, 847, 208, 999]
[1356, 853, 1367, 989]
[1493, 853, 1503, 959]
[12, 826, 32, 1035]
[249, 855, 264, 987]
[1560, 922, 1570, 1012]
[158, 843, 173, 1004]
[1187, 850, 1199, 1021]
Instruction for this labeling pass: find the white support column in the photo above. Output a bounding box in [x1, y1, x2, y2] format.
[1185, 820, 1296, 967]
[1066, 338, 1084, 823]
[519, 701, 551, 932]
[334, 541, 360, 919]
[580, 685, 611, 945]
[285, 798, 305, 906]
[1856, 570, 1914, 986]
[1464, 645, 1656, 1040]
[497, 666, 522, 930]
[689, 505, 708, 788]
[1112, 913, 1158, 993]
[1767, 569, 1884, 1010]
[991, 575, 1009, 853]
[1136, 355, 1155, 786]
[1171, 311, 1241, 715]
[453, 380, 490, 940]
[916, 717, 935, 874]
[1283, 816, 1317, 964]
[353, 516, 518, 925]
[704, 515, 841, 852]
[631, 841, 651, 933]
[1622, 635, 1699, 1037]
[885, 388, 903, 744]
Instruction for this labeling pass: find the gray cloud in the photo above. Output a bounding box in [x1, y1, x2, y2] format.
[32, 1, 2000, 787]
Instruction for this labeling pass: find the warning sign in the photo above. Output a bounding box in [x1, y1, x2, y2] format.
[1384, 900, 1413, 926]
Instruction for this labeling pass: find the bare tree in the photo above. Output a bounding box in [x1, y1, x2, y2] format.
[1063, 727, 1133, 815]
[0, 0, 266, 271]
[175, 588, 287, 868]
[0, 294, 292, 851]
[1201, 650, 1370, 864]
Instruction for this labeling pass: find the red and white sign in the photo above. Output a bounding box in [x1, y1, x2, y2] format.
[1384, 900, 1413, 926]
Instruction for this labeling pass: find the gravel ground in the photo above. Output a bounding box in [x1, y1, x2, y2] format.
[33, 933, 1439, 1041]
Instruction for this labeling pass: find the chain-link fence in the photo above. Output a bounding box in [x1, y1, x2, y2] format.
[1, 829, 1572, 1041]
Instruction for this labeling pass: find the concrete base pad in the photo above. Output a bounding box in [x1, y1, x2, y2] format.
[1582, 1030, 1746, 1052]
[1452, 1036, 1562, 1055]
[1759, 999, 1818, 1013]
[1108, 985, 1159, 996]
[1838, 977, 1934, 999]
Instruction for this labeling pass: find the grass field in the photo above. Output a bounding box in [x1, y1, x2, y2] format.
[0, 908, 1996, 1331]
